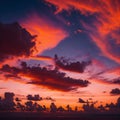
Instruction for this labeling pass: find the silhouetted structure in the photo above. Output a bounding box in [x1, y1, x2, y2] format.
[0, 92, 120, 114]
[82, 102, 98, 113]
[57, 106, 65, 112]
[50, 103, 57, 112]
[66, 104, 72, 112]
[0, 92, 15, 111]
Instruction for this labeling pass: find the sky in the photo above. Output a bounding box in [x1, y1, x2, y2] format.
[0, 0, 120, 109]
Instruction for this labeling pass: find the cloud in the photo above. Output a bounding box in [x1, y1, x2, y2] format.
[20, 13, 68, 55]
[29, 54, 91, 73]
[78, 98, 86, 103]
[89, 75, 120, 86]
[110, 88, 120, 95]
[54, 54, 91, 73]
[45, 0, 99, 14]
[78, 98, 96, 104]
[108, 67, 120, 76]
[89, 66, 120, 85]
[31, 55, 53, 61]
[27, 94, 55, 101]
[0, 22, 36, 62]
[46, 0, 120, 64]
[0, 64, 21, 79]
[112, 78, 120, 85]
[27, 94, 42, 101]
[0, 62, 90, 92]
[45, 97, 55, 101]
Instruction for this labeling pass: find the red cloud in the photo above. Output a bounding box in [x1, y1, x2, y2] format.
[20, 13, 68, 55]
[45, 0, 99, 14]
[0, 62, 90, 92]
[108, 67, 120, 75]
[46, 0, 120, 63]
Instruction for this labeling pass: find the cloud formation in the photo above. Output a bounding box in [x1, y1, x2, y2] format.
[0, 22, 36, 61]
[0, 62, 90, 91]
[108, 67, 120, 76]
[30, 54, 91, 73]
[45, 97, 55, 101]
[78, 98, 86, 103]
[110, 88, 120, 95]
[112, 78, 120, 85]
[27, 94, 42, 101]
[54, 54, 91, 73]
[46, 0, 120, 64]
[21, 13, 68, 55]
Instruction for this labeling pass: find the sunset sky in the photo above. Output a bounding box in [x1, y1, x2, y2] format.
[0, 0, 120, 109]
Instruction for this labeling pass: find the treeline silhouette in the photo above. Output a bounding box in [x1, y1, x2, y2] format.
[0, 92, 120, 113]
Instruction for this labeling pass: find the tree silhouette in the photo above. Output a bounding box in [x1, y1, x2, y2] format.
[75, 106, 78, 112]
[57, 106, 65, 112]
[25, 101, 34, 111]
[36, 104, 43, 112]
[0, 96, 2, 111]
[43, 105, 47, 111]
[82, 102, 98, 113]
[50, 103, 57, 112]
[0, 92, 120, 114]
[116, 97, 120, 108]
[98, 105, 105, 112]
[16, 102, 25, 111]
[66, 104, 72, 112]
[0, 92, 16, 111]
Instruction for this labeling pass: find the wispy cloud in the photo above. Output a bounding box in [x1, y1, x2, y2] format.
[20, 13, 68, 55]
[46, 0, 120, 63]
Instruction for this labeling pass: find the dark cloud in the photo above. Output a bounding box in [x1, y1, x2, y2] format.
[27, 94, 42, 101]
[54, 54, 91, 73]
[15, 97, 21, 102]
[110, 88, 120, 95]
[0, 64, 21, 80]
[0, 22, 36, 61]
[113, 79, 120, 85]
[4, 74, 21, 80]
[78, 98, 86, 103]
[45, 97, 55, 101]
[0, 62, 90, 91]
[78, 98, 97, 104]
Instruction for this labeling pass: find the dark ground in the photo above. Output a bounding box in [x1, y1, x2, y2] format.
[0, 112, 120, 120]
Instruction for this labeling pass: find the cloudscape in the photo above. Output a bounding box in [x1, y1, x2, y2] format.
[0, 0, 120, 119]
